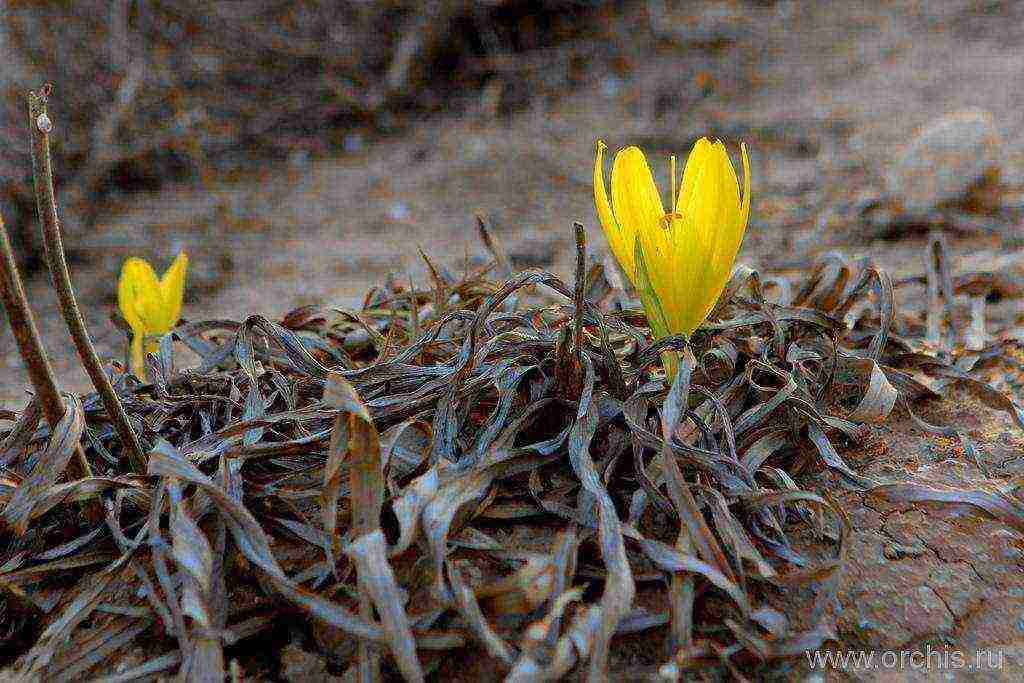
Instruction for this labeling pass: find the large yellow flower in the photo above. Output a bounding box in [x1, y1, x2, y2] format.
[594, 138, 750, 340]
[117, 252, 188, 379]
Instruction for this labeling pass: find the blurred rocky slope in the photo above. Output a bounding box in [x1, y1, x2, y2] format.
[3, 0, 1024, 397]
[0, 0, 610, 266]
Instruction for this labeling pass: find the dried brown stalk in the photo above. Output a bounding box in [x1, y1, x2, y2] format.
[0, 211, 63, 427]
[26, 85, 145, 470]
[0, 210, 91, 479]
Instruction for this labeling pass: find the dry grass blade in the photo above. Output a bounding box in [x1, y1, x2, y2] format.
[2, 394, 84, 534]
[868, 484, 1024, 532]
[146, 441, 382, 642]
[344, 531, 424, 682]
[326, 374, 423, 681]
[566, 402, 634, 681]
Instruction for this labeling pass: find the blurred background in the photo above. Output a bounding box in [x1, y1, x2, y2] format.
[2, 0, 1024, 402]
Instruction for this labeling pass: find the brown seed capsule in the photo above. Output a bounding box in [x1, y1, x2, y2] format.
[36, 113, 52, 133]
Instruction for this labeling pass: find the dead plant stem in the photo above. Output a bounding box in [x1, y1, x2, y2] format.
[0, 213, 63, 426]
[27, 85, 145, 470]
[0, 210, 92, 478]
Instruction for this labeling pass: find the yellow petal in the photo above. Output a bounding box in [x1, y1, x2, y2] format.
[668, 140, 714, 317]
[635, 237, 679, 382]
[657, 142, 710, 336]
[593, 140, 636, 283]
[118, 257, 162, 336]
[738, 142, 751, 235]
[694, 142, 726, 258]
[690, 142, 751, 334]
[703, 141, 748, 284]
[688, 145, 732, 329]
[676, 138, 713, 217]
[719, 141, 751, 281]
[713, 141, 742, 228]
[611, 146, 664, 260]
[157, 251, 188, 332]
[633, 237, 670, 341]
[638, 224, 676, 330]
[704, 142, 733, 265]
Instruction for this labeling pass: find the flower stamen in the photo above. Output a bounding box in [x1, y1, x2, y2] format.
[670, 154, 677, 211]
[660, 211, 684, 229]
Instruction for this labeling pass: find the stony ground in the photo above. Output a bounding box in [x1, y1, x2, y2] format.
[3, 1, 1024, 679]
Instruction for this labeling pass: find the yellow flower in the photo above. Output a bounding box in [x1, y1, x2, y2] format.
[594, 137, 750, 340]
[117, 252, 188, 379]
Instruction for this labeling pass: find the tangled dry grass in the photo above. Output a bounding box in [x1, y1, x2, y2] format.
[3, 164, 1024, 683]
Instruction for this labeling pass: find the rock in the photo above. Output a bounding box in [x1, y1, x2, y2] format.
[887, 110, 1002, 216]
[883, 540, 927, 561]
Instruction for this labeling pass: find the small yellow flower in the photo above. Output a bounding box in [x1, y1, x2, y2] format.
[117, 252, 188, 379]
[594, 137, 750, 341]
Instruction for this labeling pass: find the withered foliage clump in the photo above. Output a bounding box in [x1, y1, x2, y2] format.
[2, 226, 1023, 680]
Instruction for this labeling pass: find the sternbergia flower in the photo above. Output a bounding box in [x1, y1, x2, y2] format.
[594, 138, 750, 343]
[117, 252, 188, 380]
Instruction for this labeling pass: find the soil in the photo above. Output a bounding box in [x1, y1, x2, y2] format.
[2, 1, 1024, 679]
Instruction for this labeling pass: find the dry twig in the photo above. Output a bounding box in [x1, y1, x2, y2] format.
[26, 85, 144, 470]
[0, 210, 91, 479]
